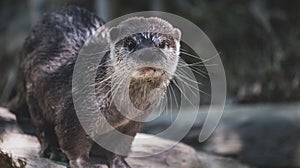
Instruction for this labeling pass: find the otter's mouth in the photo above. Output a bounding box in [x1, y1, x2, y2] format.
[131, 67, 164, 79]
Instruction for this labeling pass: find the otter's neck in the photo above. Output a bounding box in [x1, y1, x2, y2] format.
[128, 77, 166, 111]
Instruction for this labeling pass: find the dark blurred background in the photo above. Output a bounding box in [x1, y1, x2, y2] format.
[1, 0, 300, 105]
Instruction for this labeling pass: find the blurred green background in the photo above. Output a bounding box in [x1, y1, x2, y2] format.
[0, 0, 299, 104]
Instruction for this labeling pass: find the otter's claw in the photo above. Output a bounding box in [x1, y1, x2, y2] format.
[110, 155, 131, 168]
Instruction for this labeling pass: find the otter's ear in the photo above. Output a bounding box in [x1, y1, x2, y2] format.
[109, 27, 119, 42]
[173, 28, 181, 41]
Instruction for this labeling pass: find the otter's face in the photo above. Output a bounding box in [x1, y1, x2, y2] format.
[110, 31, 180, 86]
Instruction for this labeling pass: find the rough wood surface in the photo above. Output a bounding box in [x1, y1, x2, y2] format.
[0, 107, 249, 168]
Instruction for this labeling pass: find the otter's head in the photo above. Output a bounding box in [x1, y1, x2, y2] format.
[108, 17, 181, 90]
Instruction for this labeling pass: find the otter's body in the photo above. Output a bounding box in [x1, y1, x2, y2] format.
[9, 6, 181, 168]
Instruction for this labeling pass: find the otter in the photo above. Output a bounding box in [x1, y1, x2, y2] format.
[9, 6, 181, 168]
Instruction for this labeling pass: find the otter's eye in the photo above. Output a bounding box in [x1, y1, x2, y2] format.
[124, 37, 137, 51]
[158, 41, 166, 49]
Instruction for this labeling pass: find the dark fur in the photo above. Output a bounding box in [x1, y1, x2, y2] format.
[8, 6, 131, 167]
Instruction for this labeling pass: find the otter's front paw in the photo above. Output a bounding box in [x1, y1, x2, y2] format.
[39, 146, 68, 162]
[110, 155, 130, 168]
[70, 158, 104, 168]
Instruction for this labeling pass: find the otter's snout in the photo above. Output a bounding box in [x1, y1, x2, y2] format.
[130, 48, 166, 66]
[129, 48, 167, 79]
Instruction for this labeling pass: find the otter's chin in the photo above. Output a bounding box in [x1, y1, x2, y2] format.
[131, 67, 165, 79]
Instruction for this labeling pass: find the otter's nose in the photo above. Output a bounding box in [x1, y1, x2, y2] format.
[129, 48, 166, 68]
[136, 39, 154, 50]
[138, 48, 162, 62]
